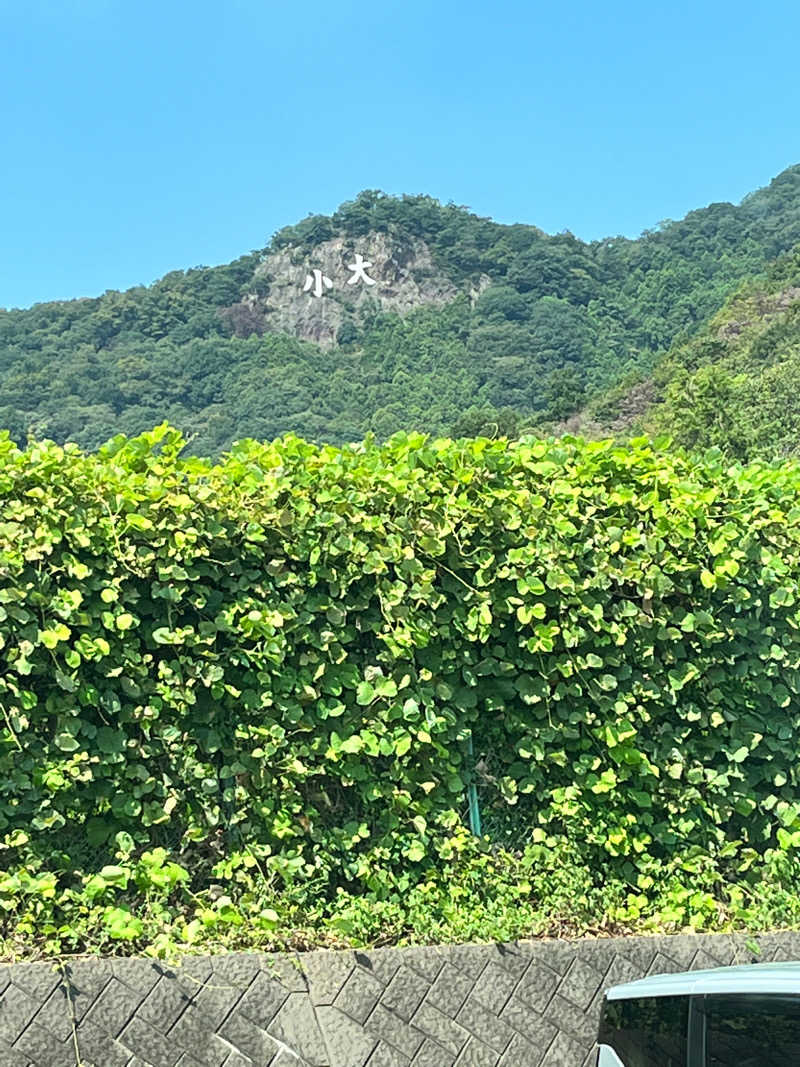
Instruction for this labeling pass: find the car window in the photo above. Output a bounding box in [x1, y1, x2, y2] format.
[598, 995, 689, 1067]
[704, 993, 800, 1066]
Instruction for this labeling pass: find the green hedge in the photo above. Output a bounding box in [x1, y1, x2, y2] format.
[3, 424, 800, 955]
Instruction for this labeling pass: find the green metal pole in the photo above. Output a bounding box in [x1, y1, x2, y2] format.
[467, 732, 482, 837]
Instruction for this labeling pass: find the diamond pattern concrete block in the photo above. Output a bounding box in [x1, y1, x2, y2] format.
[169, 957, 214, 1000]
[726, 937, 759, 966]
[775, 935, 800, 962]
[259, 955, 309, 994]
[380, 966, 428, 1023]
[62, 959, 116, 1025]
[168, 1004, 232, 1067]
[499, 993, 557, 1050]
[614, 937, 663, 975]
[334, 966, 384, 1026]
[731, 934, 762, 961]
[646, 936, 676, 957]
[365, 1004, 425, 1061]
[453, 1037, 500, 1067]
[268, 991, 329, 1065]
[599, 954, 641, 993]
[586, 1000, 604, 1040]
[355, 950, 401, 988]
[317, 1005, 378, 1067]
[273, 1051, 313, 1067]
[70, 1017, 133, 1067]
[413, 1037, 455, 1066]
[221, 1052, 252, 1067]
[543, 995, 596, 1049]
[396, 946, 447, 985]
[410, 1001, 469, 1057]
[0, 1040, 33, 1067]
[776, 939, 800, 963]
[366, 1040, 410, 1066]
[211, 955, 262, 994]
[469, 963, 518, 1016]
[30, 984, 74, 1043]
[303, 951, 356, 1006]
[0, 984, 44, 1044]
[567, 941, 616, 977]
[585, 983, 609, 1026]
[645, 950, 684, 977]
[0, 966, 12, 997]
[703, 934, 739, 966]
[12, 1023, 75, 1067]
[490, 944, 530, 982]
[119, 1014, 184, 1067]
[191, 972, 253, 1032]
[511, 962, 560, 1015]
[759, 931, 800, 962]
[663, 937, 707, 972]
[456, 995, 514, 1055]
[237, 970, 291, 1028]
[716, 941, 741, 965]
[444, 945, 493, 982]
[175, 1055, 208, 1067]
[84, 975, 142, 1038]
[691, 946, 730, 972]
[138, 974, 193, 1031]
[541, 1030, 585, 1067]
[532, 942, 575, 978]
[424, 964, 474, 1018]
[110, 957, 159, 1000]
[768, 938, 793, 964]
[7, 963, 62, 1004]
[218, 1010, 281, 1064]
[557, 958, 606, 1013]
[497, 1032, 546, 1067]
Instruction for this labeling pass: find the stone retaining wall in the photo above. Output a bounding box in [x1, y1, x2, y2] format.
[2, 931, 800, 1067]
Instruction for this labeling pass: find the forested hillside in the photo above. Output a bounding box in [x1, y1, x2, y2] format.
[3, 165, 800, 455]
[637, 248, 800, 459]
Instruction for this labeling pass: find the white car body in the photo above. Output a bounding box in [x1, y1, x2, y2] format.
[598, 960, 800, 1066]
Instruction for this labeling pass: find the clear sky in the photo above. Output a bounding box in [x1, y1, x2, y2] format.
[3, 0, 800, 310]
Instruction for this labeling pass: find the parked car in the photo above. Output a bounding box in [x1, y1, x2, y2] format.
[597, 960, 800, 1065]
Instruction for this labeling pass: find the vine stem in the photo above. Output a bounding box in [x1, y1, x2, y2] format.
[0, 702, 22, 751]
[56, 959, 85, 1067]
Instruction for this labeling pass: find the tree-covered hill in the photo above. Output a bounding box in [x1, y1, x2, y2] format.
[4, 165, 800, 455]
[585, 245, 800, 461]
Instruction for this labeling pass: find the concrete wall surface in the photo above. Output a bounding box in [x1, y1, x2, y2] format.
[2, 930, 800, 1067]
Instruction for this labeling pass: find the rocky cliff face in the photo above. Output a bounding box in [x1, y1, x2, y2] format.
[221, 233, 487, 347]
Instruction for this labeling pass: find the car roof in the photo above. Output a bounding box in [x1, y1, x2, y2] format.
[606, 961, 800, 1000]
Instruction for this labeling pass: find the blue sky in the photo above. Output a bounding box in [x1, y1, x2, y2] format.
[2, 0, 800, 309]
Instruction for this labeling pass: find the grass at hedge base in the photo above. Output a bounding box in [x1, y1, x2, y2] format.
[2, 424, 800, 958]
[5, 841, 800, 961]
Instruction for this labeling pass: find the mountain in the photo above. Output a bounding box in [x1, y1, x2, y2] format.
[3, 168, 800, 456]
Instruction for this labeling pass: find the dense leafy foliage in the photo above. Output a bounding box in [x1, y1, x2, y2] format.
[4, 166, 800, 454]
[4, 426, 800, 957]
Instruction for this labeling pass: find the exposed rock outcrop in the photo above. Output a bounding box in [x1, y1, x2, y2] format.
[221, 233, 488, 347]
